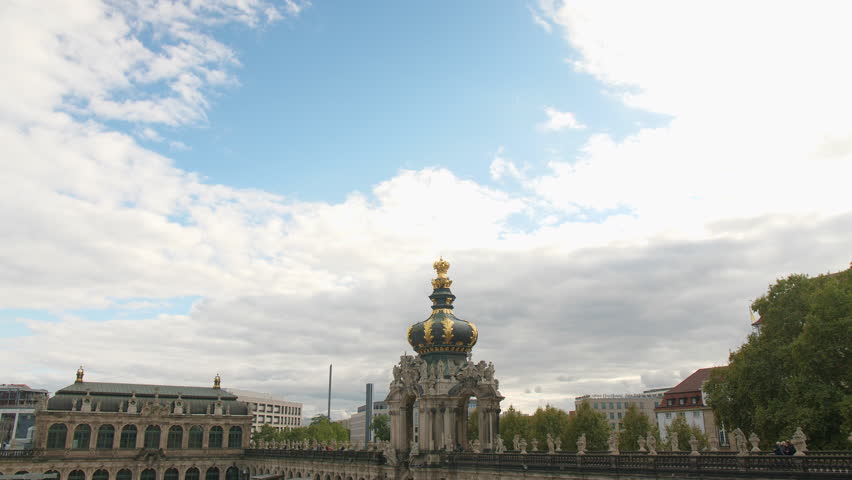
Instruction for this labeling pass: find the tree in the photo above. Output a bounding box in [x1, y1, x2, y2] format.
[565, 402, 610, 451]
[371, 414, 390, 442]
[705, 267, 851, 449]
[529, 404, 571, 449]
[467, 408, 479, 441]
[251, 424, 281, 446]
[618, 404, 656, 451]
[498, 405, 530, 451]
[310, 414, 329, 426]
[664, 415, 707, 451]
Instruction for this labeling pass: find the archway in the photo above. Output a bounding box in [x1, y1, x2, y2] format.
[93, 470, 109, 480]
[140, 469, 156, 480]
[68, 471, 84, 480]
[164, 469, 179, 480]
[116, 469, 132, 480]
[184, 468, 200, 480]
[205, 467, 219, 480]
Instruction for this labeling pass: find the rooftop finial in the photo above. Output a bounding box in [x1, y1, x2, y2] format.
[213, 373, 221, 389]
[431, 257, 452, 289]
[75, 365, 84, 383]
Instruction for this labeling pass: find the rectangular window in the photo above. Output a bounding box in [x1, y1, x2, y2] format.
[617, 412, 622, 419]
[667, 399, 674, 406]
[679, 398, 686, 405]
[266, 416, 272, 422]
[693, 411, 701, 418]
[616, 402, 622, 409]
[665, 413, 671, 419]
[609, 402, 614, 409]
[609, 412, 614, 419]
[679, 412, 685, 417]
[593, 403, 598, 409]
[692, 397, 698, 404]
[274, 405, 281, 413]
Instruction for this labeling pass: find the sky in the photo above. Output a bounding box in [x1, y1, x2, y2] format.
[1, 0, 850, 420]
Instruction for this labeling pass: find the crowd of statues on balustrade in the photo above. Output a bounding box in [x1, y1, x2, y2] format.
[252, 426, 814, 464]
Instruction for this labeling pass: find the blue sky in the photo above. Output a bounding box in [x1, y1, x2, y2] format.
[145, 1, 664, 201]
[1, 0, 850, 417]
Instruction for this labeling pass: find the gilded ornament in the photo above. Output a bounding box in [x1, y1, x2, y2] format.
[423, 319, 435, 344]
[407, 324, 414, 344]
[441, 318, 454, 344]
[469, 321, 478, 345]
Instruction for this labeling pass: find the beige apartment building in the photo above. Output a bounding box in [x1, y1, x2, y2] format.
[574, 387, 669, 430]
[224, 388, 302, 433]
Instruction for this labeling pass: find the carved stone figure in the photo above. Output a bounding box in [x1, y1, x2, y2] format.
[638, 436, 647, 452]
[513, 434, 520, 451]
[733, 428, 748, 455]
[646, 433, 657, 455]
[494, 434, 506, 453]
[546, 433, 555, 454]
[383, 443, 397, 466]
[392, 364, 401, 383]
[708, 432, 719, 452]
[576, 434, 587, 455]
[555, 436, 562, 452]
[749, 432, 760, 452]
[608, 431, 619, 455]
[791, 427, 807, 456]
[670, 433, 679, 451]
[519, 438, 527, 454]
[470, 439, 481, 453]
[531, 437, 538, 452]
[484, 362, 495, 382]
[435, 359, 445, 379]
[689, 435, 700, 456]
[409, 439, 419, 458]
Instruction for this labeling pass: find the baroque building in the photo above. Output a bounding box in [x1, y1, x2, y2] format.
[2, 369, 252, 480]
[385, 258, 503, 462]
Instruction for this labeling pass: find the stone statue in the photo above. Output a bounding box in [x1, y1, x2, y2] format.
[708, 432, 719, 451]
[749, 432, 760, 452]
[435, 359, 445, 378]
[519, 438, 527, 454]
[689, 435, 700, 456]
[470, 439, 481, 453]
[513, 434, 520, 451]
[531, 437, 538, 452]
[733, 428, 748, 455]
[638, 436, 647, 452]
[392, 364, 401, 383]
[418, 358, 429, 381]
[576, 434, 587, 455]
[484, 362, 495, 382]
[670, 433, 679, 451]
[791, 427, 807, 456]
[383, 442, 397, 466]
[409, 439, 419, 458]
[646, 433, 657, 455]
[555, 436, 562, 452]
[608, 431, 619, 455]
[546, 433, 555, 454]
[494, 434, 506, 453]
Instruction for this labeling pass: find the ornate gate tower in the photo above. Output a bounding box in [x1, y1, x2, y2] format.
[385, 258, 503, 462]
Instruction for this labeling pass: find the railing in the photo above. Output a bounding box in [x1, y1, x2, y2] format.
[443, 451, 852, 477]
[246, 449, 385, 465]
[0, 449, 35, 459]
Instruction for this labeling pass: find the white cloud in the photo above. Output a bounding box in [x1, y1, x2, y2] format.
[489, 146, 523, 181]
[539, 106, 586, 131]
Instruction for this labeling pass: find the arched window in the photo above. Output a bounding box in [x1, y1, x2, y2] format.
[120, 425, 137, 448]
[45, 470, 60, 480]
[46, 424, 67, 449]
[205, 468, 219, 480]
[93, 470, 109, 480]
[72, 425, 91, 449]
[68, 471, 85, 480]
[188, 426, 203, 448]
[116, 470, 132, 480]
[167, 425, 182, 449]
[144, 425, 160, 449]
[208, 426, 223, 448]
[96, 425, 115, 449]
[224, 468, 238, 480]
[140, 469, 156, 480]
[164, 469, 179, 480]
[184, 468, 199, 480]
[227, 426, 242, 448]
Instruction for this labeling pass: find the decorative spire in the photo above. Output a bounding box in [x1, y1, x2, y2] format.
[431, 257, 452, 289]
[75, 365, 84, 383]
[213, 373, 221, 389]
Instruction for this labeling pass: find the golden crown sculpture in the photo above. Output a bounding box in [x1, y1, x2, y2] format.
[431, 257, 453, 289]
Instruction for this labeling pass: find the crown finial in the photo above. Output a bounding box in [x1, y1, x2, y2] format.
[431, 257, 452, 289]
[213, 373, 221, 389]
[75, 365, 84, 383]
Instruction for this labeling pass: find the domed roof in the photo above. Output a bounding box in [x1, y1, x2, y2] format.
[407, 258, 478, 357]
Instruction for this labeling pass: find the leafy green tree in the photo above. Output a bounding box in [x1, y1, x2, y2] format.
[310, 414, 329, 426]
[618, 404, 655, 451]
[565, 402, 610, 451]
[499, 405, 530, 451]
[467, 407, 479, 441]
[306, 416, 349, 443]
[251, 424, 282, 446]
[529, 404, 571, 449]
[664, 415, 707, 451]
[705, 268, 851, 449]
[371, 414, 390, 441]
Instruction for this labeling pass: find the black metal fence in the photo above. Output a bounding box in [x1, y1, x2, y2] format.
[245, 449, 385, 465]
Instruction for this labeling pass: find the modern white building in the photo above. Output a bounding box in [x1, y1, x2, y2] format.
[0, 384, 49, 449]
[347, 401, 389, 443]
[575, 388, 669, 430]
[225, 388, 302, 433]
